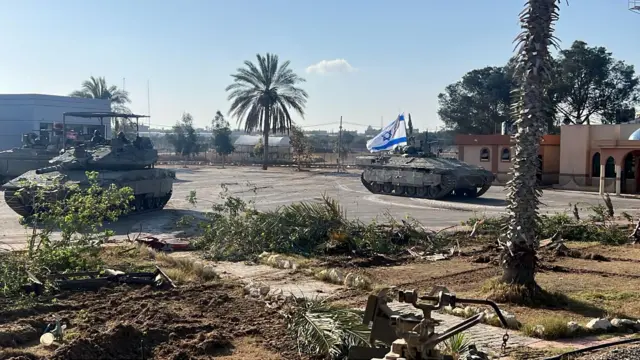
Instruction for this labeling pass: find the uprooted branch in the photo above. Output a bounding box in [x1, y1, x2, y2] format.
[192, 192, 455, 261]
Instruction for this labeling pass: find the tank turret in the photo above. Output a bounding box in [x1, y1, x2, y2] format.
[356, 147, 495, 200]
[2, 136, 174, 217]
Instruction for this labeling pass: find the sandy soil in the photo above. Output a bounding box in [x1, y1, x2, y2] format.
[0, 282, 313, 360]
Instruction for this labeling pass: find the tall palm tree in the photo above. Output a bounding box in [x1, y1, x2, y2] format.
[501, 0, 560, 294]
[70, 76, 132, 132]
[226, 53, 308, 170]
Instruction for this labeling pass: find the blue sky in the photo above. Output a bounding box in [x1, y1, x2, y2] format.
[0, 0, 638, 133]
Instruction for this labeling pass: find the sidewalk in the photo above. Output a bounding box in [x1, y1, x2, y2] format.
[549, 186, 640, 200]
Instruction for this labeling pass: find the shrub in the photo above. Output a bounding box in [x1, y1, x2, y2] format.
[192, 187, 449, 261]
[0, 171, 134, 297]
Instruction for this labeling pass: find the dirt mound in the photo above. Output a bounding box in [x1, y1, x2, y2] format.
[0, 282, 312, 360]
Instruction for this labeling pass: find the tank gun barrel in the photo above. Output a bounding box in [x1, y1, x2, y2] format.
[35, 165, 64, 175]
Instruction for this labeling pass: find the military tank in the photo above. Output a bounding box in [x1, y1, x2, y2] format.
[2, 134, 175, 217]
[0, 132, 65, 185]
[356, 145, 495, 200]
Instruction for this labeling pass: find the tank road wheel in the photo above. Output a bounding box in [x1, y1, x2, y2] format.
[133, 196, 144, 212]
[394, 185, 406, 196]
[405, 186, 417, 197]
[464, 187, 479, 198]
[426, 185, 441, 199]
[144, 197, 155, 210]
[371, 183, 382, 193]
[382, 183, 393, 194]
[416, 186, 428, 198]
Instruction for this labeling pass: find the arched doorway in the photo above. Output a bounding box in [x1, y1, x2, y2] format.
[592, 153, 601, 178]
[622, 151, 640, 194]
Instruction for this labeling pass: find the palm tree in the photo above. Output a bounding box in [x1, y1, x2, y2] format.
[69, 76, 132, 132]
[501, 0, 560, 295]
[226, 53, 308, 170]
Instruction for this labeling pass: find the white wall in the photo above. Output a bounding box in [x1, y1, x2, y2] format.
[0, 94, 111, 150]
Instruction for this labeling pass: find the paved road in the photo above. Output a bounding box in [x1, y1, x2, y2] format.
[169, 166, 640, 226]
[2, 165, 640, 250]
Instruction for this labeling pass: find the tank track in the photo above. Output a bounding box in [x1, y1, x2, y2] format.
[360, 173, 458, 200]
[3, 189, 173, 218]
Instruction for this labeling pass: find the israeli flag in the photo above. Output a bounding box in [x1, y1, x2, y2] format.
[366, 114, 408, 152]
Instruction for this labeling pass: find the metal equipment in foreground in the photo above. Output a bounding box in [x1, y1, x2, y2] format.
[348, 288, 509, 360]
[47, 265, 176, 291]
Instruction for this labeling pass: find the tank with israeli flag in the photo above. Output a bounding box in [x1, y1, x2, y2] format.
[366, 114, 408, 152]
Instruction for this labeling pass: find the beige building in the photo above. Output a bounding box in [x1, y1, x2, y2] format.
[454, 123, 640, 195]
[558, 124, 640, 195]
[455, 134, 560, 186]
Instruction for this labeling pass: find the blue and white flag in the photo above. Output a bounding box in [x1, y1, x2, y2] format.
[366, 114, 408, 152]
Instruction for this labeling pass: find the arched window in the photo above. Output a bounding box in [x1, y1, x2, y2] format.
[500, 148, 511, 162]
[480, 148, 490, 162]
[605, 156, 616, 178]
[624, 153, 635, 179]
[592, 153, 601, 177]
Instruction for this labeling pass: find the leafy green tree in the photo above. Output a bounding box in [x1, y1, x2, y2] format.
[333, 132, 354, 160]
[226, 53, 309, 170]
[438, 66, 515, 135]
[253, 138, 264, 158]
[289, 125, 313, 170]
[438, 58, 562, 135]
[211, 110, 235, 168]
[69, 76, 133, 132]
[1, 171, 133, 296]
[501, 0, 560, 295]
[166, 113, 201, 157]
[555, 40, 640, 124]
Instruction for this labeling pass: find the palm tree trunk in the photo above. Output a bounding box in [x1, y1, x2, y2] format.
[502, 0, 558, 290]
[222, 154, 226, 169]
[262, 106, 270, 170]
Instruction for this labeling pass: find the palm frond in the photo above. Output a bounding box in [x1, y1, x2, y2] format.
[288, 295, 370, 358]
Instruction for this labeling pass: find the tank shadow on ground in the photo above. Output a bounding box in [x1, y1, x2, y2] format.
[105, 209, 209, 238]
[443, 196, 506, 207]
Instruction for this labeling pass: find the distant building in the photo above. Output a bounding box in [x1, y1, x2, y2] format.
[233, 135, 291, 160]
[0, 94, 111, 150]
[455, 134, 560, 186]
[455, 122, 640, 195]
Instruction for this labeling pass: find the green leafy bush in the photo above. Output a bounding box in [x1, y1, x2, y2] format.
[192, 187, 448, 261]
[0, 171, 134, 297]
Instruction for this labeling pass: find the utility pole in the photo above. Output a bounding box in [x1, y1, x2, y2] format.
[338, 115, 343, 172]
[147, 80, 151, 135]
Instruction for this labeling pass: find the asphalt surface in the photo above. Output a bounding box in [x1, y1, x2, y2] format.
[2, 165, 640, 250]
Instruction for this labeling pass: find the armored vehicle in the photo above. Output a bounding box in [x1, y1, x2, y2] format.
[2, 112, 175, 217]
[0, 132, 65, 185]
[0, 111, 118, 185]
[356, 145, 495, 200]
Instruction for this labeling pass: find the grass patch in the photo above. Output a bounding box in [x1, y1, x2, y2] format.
[102, 244, 219, 284]
[521, 316, 574, 340]
[465, 204, 631, 245]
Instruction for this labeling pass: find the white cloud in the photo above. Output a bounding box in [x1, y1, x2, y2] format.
[305, 59, 356, 75]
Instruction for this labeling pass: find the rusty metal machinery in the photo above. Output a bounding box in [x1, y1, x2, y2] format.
[348, 288, 510, 360]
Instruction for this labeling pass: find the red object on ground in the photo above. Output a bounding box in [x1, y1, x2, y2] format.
[136, 236, 190, 252]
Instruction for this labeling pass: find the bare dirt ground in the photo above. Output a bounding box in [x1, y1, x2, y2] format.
[0, 282, 313, 360]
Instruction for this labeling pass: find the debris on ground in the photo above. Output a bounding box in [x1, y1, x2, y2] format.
[135, 236, 191, 252]
[0, 282, 315, 360]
